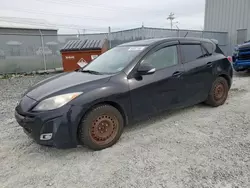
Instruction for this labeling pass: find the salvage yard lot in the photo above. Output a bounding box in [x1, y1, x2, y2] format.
[0, 73, 250, 188]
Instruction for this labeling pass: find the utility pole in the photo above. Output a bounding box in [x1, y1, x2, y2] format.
[82, 29, 86, 39]
[167, 12, 175, 30]
[77, 30, 81, 39]
[39, 29, 46, 72]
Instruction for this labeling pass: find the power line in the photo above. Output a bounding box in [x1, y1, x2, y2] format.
[34, 0, 167, 17]
[0, 8, 146, 32]
[2, 7, 145, 27]
[0, 17, 132, 33]
[35, 0, 145, 12]
[0, 1, 169, 31]
[1, 6, 110, 21]
[0, 17, 107, 32]
[53, 0, 140, 9]
[0, 1, 168, 28]
[1, 5, 146, 28]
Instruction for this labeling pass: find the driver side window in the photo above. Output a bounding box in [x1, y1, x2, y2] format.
[141, 45, 178, 70]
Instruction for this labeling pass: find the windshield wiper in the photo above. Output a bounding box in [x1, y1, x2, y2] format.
[80, 70, 103, 75]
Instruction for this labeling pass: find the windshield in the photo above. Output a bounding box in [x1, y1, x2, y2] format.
[82, 46, 146, 74]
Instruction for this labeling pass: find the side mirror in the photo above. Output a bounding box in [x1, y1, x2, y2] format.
[137, 63, 156, 75]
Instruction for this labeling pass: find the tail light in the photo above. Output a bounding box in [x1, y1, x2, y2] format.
[227, 56, 233, 63]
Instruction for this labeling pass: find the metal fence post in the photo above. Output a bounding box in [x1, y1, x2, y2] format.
[108, 26, 112, 49]
[39, 29, 47, 72]
[141, 25, 146, 39]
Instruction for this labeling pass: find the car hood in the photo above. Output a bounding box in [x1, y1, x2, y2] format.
[238, 42, 250, 50]
[25, 72, 112, 101]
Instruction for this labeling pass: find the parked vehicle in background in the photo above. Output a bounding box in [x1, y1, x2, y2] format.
[0, 49, 5, 59]
[15, 37, 233, 151]
[36, 46, 52, 56]
[232, 41, 250, 71]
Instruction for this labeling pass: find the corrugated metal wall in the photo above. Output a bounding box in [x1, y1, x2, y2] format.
[205, 0, 250, 51]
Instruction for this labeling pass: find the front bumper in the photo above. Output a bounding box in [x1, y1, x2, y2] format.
[233, 60, 250, 71]
[15, 104, 85, 149]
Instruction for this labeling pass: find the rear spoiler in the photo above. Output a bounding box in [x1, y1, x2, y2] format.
[210, 39, 219, 45]
[209, 38, 225, 55]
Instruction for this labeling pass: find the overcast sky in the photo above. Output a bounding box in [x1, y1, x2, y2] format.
[0, 0, 205, 34]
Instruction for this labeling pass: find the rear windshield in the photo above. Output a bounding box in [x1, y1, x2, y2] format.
[82, 46, 146, 74]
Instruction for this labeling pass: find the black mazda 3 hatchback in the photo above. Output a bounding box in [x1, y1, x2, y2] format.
[15, 38, 233, 150]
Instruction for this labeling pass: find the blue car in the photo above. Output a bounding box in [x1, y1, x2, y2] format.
[233, 41, 250, 71]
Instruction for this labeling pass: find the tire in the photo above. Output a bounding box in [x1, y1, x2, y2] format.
[206, 77, 229, 107]
[78, 105, 124, 150]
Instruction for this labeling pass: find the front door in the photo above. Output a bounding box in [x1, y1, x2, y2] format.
[128, 42, 185, 120]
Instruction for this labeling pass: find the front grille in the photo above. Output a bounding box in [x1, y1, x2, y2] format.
[239, 48, 250, 52]
[238, 53, 250, 60]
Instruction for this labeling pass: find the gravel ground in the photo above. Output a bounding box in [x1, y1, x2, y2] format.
[0, 73, 250, 188]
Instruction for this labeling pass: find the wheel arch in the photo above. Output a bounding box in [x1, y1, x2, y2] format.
[99, 101, 128, 126]
[218, 73, 232, 88]
[80, 101, 129, 127]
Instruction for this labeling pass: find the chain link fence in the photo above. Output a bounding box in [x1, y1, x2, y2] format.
[0, 27, 230, 74]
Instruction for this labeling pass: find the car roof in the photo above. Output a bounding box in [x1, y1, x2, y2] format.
[119, 37, 214, 47]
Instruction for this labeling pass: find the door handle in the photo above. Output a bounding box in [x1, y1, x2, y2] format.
[207, 62, 213, 67]
[172, 71, 183, 77]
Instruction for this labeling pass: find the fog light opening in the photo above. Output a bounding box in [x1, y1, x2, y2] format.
[40, 133, 53, 141]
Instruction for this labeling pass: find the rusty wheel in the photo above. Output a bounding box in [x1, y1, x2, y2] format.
[206, 77, 229, 107]
[90, 115, 119, 146]
[78, 105, 124, 150]
[214, 83, 225, 101]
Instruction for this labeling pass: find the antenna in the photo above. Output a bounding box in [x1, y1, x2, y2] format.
[184, 32, 189, 37]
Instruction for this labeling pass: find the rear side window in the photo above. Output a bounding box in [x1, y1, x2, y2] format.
[202, 42, 214, 55]
[181, 44, 204, 63]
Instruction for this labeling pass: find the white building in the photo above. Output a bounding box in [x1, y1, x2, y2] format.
[204, 0, 250, 45]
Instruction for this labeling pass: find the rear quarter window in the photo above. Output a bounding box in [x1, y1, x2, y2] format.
[215, 45, 224, 54]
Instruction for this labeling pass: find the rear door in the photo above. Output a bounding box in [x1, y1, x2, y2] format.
[180, 40, 214, 106]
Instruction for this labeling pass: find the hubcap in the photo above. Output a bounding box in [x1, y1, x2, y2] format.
[90, 115, 118, 145]
[214, 83, 225, 101]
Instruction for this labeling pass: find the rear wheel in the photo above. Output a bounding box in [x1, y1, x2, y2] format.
[206, 77, 229, 107]
[78, 105, 124, 150]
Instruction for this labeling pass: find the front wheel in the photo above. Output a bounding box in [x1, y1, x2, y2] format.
[78, 105, 124, 150]
[205, 77, 229, 107]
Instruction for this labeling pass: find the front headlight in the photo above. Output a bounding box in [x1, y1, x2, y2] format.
[233, 48, 239, 56]
[33, 92, 82, 111]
